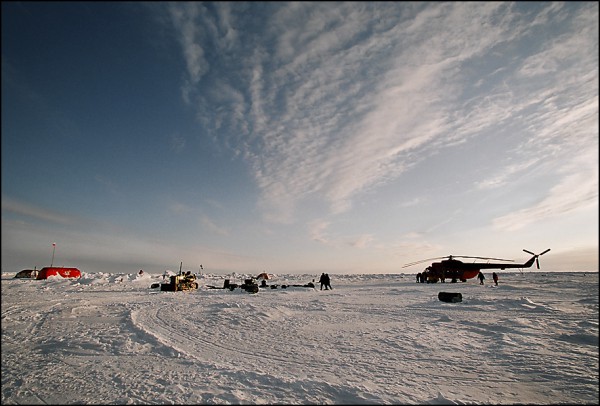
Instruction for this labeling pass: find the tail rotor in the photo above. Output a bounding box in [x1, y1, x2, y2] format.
[523, 249, 551, 269]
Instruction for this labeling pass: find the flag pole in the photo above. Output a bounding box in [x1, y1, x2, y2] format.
[51, 242, 56, 267]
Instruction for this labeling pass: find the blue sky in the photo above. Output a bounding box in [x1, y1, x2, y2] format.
[2, 2, 598, 274]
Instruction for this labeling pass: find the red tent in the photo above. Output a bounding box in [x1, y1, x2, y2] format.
[257, 272, 270, 280]
[36, 267, 81, 280]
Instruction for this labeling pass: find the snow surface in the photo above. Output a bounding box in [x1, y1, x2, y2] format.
[2, 271, 598, 405]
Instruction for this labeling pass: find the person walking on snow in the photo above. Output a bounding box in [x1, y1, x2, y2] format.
[478, 271, 485, 285]
[492, 272, 498, 286]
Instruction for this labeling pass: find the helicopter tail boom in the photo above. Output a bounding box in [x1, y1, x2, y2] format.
[480, 249, 550, 270]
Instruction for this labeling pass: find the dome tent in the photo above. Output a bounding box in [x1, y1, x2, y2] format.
[36, 267, 81, 280]
[14, 269, 36, 279]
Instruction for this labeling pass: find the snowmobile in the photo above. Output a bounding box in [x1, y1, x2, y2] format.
[160, 272, 199, 292]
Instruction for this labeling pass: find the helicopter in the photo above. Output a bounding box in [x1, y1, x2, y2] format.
[403, 249, 551, 283]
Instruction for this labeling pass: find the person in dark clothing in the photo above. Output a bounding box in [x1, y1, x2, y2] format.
[325, 273, 332, 290]
[492, 272, 498, 286]
[319, 273, 327, 290]
[478, 271, 485, 285]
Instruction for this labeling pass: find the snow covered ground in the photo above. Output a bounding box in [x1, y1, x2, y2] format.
[2, 270, 598, 405]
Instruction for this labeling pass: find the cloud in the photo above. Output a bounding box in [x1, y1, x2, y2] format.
[246, 3, 497, 219]
[163, 2, 598, 229]
[348, 234, 374, 249]
[493, 151, 598, 231]
[309, 220, 331, 244]
[167, 2, 211, 102]
[240, 2, 561, 222]
[200, 215, 229, 237]
[166, 200, 229, 237]
[309, 220, 373, 250]
[1, 212, 251, 274]
[400, 198, 426, 208]
[2, 197, 81, 226]
[169, 132, 186, 152]
[167, 201, 193, 215]
[476, 159, 540, 190]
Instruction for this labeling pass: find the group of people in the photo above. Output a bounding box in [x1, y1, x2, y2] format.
[477, 271, 499, 286]
[416, 270, 499, 285]
[319, 273, 332, 290]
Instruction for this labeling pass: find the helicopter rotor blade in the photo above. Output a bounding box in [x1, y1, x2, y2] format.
[403, 254, 515, 268]
[402, 256, 452, 268]
[452, 256, 514, 262]
[523, 249, 550, 269]
[402, 261, 425, 268]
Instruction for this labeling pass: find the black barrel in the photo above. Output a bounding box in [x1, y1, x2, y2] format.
[438, 292, 462, 303]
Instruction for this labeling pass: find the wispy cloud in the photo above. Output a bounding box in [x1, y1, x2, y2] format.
[348, 234, 374, 249]
[2, 197, 80, 226]
[167, 200, 193, 215]
[167, 200, 229, 237]
[309, 219, 373, 250]
[200, 215, 229, 237]
[164, 2, 598, 231]
[167, 2, 211, 102]
[241, 2, 523, 220]
[399, 197, 426, 208]
[309, 220, 331, 244]
[475, 159, 540, 190]
[493, 150, 598, 231]
[169, 132, 186, 153]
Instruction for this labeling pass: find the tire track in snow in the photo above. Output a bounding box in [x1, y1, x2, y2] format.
[130, 294, 397, 403]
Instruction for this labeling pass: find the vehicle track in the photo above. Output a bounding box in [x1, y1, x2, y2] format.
[129, 289, 524, 401]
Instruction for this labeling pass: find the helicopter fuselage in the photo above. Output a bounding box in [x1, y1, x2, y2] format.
[425, 256, 538, 282]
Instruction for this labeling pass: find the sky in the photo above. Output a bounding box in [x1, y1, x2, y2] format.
[2, 271, 599, 404]
[2, 2, 598, 274]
